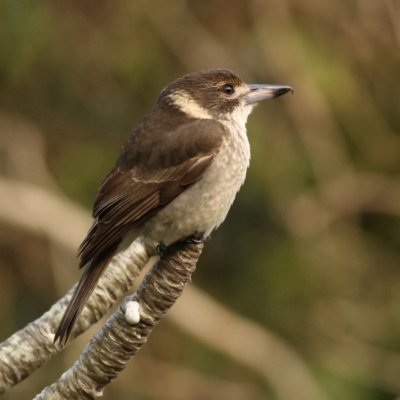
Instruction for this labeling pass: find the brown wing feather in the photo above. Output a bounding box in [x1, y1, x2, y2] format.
[55, 117, 225, 344]
[78, 118, 226, 267]
[54, 241, 120, 345]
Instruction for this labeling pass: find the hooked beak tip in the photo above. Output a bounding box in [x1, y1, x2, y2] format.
[245, 84, 293, 104]
[274, 87, 293, 97]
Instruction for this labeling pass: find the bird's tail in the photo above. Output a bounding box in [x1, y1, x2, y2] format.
[54, 242, 119, 345]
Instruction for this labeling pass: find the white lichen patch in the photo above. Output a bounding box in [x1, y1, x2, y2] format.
[125, 301, 141, 325]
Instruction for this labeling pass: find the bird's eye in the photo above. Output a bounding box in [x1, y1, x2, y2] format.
[221, 84, 234, 95]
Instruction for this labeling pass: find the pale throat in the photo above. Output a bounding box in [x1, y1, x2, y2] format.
[225, 102, 254, 130]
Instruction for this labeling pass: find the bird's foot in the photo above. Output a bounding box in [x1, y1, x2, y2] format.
[156, 242, 168, 257]
[186, 231, 205, 244]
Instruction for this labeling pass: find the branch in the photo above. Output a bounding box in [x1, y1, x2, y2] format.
[0, 178, 330, 399]
[35, 240, 203, 399]
[169, 285, 330, 400]
[121, 356, 265, 400]
[0, 237, 155, 394]
[0, 177, 90, 252]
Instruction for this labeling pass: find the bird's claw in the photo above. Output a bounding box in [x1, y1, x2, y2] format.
[186, 231, 205, 244]
[156, 243, 168, 257]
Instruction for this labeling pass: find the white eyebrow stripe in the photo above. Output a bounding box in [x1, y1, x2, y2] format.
[168, 92, 213, 119]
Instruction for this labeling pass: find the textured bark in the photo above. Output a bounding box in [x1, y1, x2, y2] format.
[0, 237, 155, 394]
[35, 240, 203, 399]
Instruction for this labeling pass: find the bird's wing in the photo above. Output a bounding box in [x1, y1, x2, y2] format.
[77, 118, 226, 266]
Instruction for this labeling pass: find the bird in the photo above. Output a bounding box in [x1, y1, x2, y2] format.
[54, 68, 292, 344]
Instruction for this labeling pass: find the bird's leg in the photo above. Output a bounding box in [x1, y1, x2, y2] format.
[156, 232, 204, 258]
[185, 231, 205, 244]
[156, 242, 168, 257]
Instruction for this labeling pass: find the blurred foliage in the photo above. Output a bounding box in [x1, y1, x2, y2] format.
[1, 0, 400, 399]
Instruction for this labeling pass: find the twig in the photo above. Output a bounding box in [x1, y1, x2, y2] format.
[120, 355, 265, 400]
[35, 240, 203, 399]
[169, 285, 330, 400]
[0, 237, 155, 394]
[0, 177, 90, 252]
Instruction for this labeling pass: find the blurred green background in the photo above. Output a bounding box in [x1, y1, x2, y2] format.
[1, 0, 400, 399]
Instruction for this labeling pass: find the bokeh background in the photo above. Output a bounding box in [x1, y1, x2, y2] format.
[1, 0, 400, 399]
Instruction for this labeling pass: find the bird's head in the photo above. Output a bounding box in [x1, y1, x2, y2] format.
[158, 69, 292, 125]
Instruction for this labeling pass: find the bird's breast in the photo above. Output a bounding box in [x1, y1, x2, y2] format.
[142, 124, 250, 245]
[204, 123, 250, 199]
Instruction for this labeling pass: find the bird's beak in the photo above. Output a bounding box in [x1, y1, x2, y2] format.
[244, 84, 293, 105]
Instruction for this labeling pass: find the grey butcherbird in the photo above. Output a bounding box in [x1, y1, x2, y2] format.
[54, 68, 292, 344]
